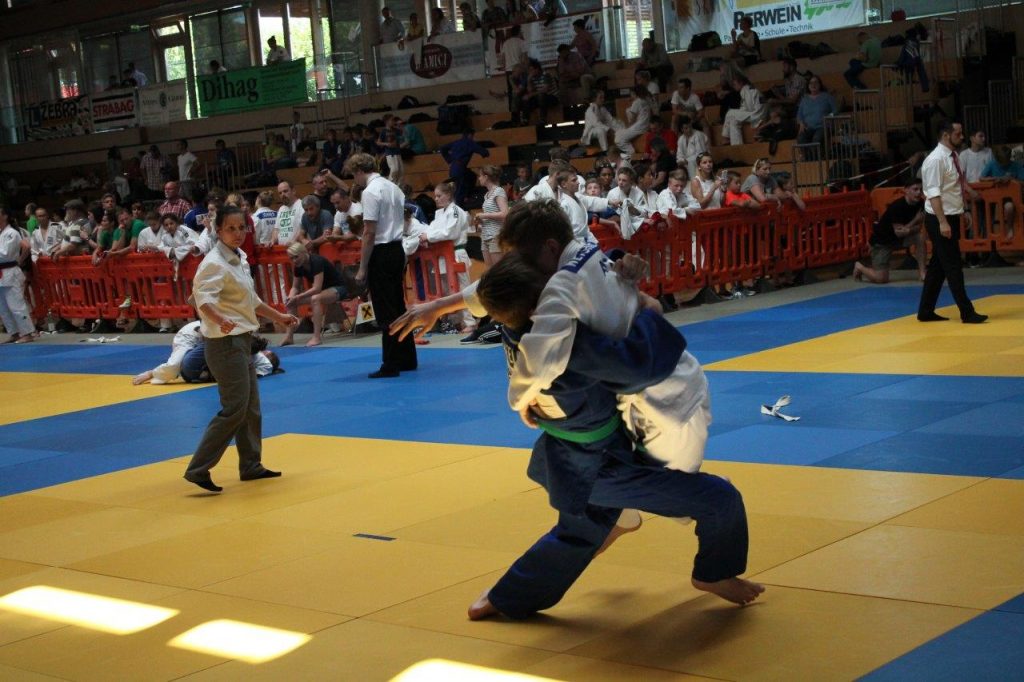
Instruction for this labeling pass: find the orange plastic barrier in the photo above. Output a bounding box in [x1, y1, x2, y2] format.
[962, 180, 1024, 253]
[33, 257, 121, 321]
[120, 253, 200, 320]
[405, 240, 466, 305]
[801, 191, 872, 268]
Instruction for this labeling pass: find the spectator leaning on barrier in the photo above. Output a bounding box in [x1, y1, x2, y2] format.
[960, 129, 993, 183]
[274, 181, 304, 246]
[298, 195, 333, 252]
[330, 188, 363, 241]
[459, 2, 481, 31]
[481, 0, 508, 32]
[252, 191, 278, 245]
[53, 199, 91, 259]
[854, 178, 926, 284]
[406, 12, 425, 41]
[429, 7, 456, 37]
[266, 36, 290, 65]
[379, 7, 406, 44]
[29, 206, 63, 262]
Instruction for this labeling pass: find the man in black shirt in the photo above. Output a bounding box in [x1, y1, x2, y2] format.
[854, 179, 926, 283]
[282, 242, 361, 347]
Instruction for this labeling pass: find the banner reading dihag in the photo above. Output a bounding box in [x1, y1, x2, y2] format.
[197, 59, 307, 117]
[138, 80, 188, 127]
[378, 31, 486, 91]
[676, 0, 865, 44]
[24, 95, 92, 141]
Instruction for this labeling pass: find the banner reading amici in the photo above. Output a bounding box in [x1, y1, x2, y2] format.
[378, 31, 487, 91]
[197, 58, 308, 117]
[677, 0, 865, 44]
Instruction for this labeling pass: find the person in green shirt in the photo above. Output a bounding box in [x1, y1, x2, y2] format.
[845, 31, 881, 89]
[24, 203, 38, 233]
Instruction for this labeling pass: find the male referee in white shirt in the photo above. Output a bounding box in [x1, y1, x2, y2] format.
[917, 120, 987, 324]
[345, 153, 418, 377]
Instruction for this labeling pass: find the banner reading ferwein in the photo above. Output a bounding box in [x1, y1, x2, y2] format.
[24, 95, 92, 141]
[138, 80, 187, 127]
[91, 88, 137, 131]
[676, 0, 865, 44]
[378, 31, 486, 91]
[197, 59, 307, 117]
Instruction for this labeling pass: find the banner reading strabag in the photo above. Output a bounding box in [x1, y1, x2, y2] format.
[197, 58, 307, 117]
[378, 31, 486, 91]
[24, 95, 92, 140]
[138, 80, 187, 127]
[91, 88, 137, 131]
[486, 14, 603, 72]
[676, 0, 865, 44]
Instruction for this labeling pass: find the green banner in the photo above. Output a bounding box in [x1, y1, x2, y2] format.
[197, 58, 307, 117]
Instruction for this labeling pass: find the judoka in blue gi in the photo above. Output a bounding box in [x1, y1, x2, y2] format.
[468, 253, 764, 620]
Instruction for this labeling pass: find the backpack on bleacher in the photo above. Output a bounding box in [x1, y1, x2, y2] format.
[397, 95, 421, 109]
[437, 104, 472, 135]
[688, 31, 721, 52]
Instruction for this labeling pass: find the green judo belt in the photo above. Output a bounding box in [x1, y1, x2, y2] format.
[537, 413, 621, 444]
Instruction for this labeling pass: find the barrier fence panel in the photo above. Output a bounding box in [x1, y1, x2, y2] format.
[962, 180, 1024, 253]
[405, 240, 465, 306]
[121, 253, 200, 320]
[988, 80, 1015, 144]
[801, 191, 873, 268]
[251, 246, 293, 313]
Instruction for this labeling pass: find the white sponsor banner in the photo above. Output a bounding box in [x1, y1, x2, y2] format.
[138, 80, 188, 127]
[91, 88, 137, 130]
[379, 31, 487, 91]
[486, 13, 603, 73]
[679, 0, 865, 44]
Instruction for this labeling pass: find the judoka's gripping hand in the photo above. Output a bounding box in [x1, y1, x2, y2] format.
[519, 401, 540, 429]
[612, 253, 650, 283]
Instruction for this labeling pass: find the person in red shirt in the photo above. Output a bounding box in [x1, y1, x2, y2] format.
[723, 171, 760, 208]
[643, 118, 677, 160]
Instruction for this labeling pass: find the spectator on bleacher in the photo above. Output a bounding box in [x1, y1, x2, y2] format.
[960, 129, 994, 183]
[796, 75, 837, 157]
[136, 212, 161, 253]
[306, 172, 333, 220]
[730, 16, 761, 66]
[425, 181, 475, 333]
[252, 191, 278, 246]
[266, 35, 290, 65]
[581, 90, 622, 152]
[554, 170, 595, 243]
[29, 206, 63, 262]
[53, 200, 92, 260]
[398, 118, 427, 156]
[176, 139, 198, 201]
[724, 73, 767, 146]
[106, 146, 123, 182]
[692, 152, 725, 209]
[379, 7, 406, 44]
[778, 173, 806, 211]
[607, 164, 657, 238]
[556, 43, 594, 105]
[637, 37, 674, 91]
[715, 61, 744, 124]
[474, 165, 509, 266]
[263, 133, 290, 170]
[724, 171, 760, 209]
[844, 31, 881, 90]
[90, 210, 117, 267]
[980, 146, 1024, 237]
[657, 168, 700, 218]
[500, 24, 527, 75]
[275, 180, 304, 246]
[635, 69, 660, 97]
[512, 164, 534, 200]
[127, 62, 147, 87]
[755, 106, 798, 155]
[157, 181, 193, 221]
[429, 7, 456, 36]
[357, 125, 379, 155]
[676, 116, 710, 178]
[767, 57, 806, 115]
[213, 139, 237, 189]
[322, 128, 342, 172]
[571, 19, 599, 66]
[741, 158, 787, 206]
[594, 162, 615, 195]
[209, 60, 228, 74]
[523, 59, 559, 125]
[645, 118, 677, 159]
[298, 195, 333, 252]
[853, 178, 926, 284]
[648, 138, 676, 192]
[330, 188, 363, 241]
[671, 78, 705, 131]
[289, 111, 312, 154]
[440, 127, 491, 206]
[406, 12, 425, 41]
[100, 193, 118, 214]
[282, 242, 352, 347]
[141, 145, 170, 200]
[460, 2, 481, 31]
[616, 86, 654, 157]
[0, 206, 34, 344]
[378, 115, 404, 183]
[480, 0, 508, 31]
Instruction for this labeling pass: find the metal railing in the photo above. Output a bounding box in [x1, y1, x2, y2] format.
[962, 104, 991, 143]
[1014, 56, 1024, 126]
[988, 79, 1015, 143]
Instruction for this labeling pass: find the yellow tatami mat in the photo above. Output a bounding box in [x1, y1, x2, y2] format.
[1, 434, 1021, 680]
[0, 372, 205, 426]
[707, 295, 1024, 376]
